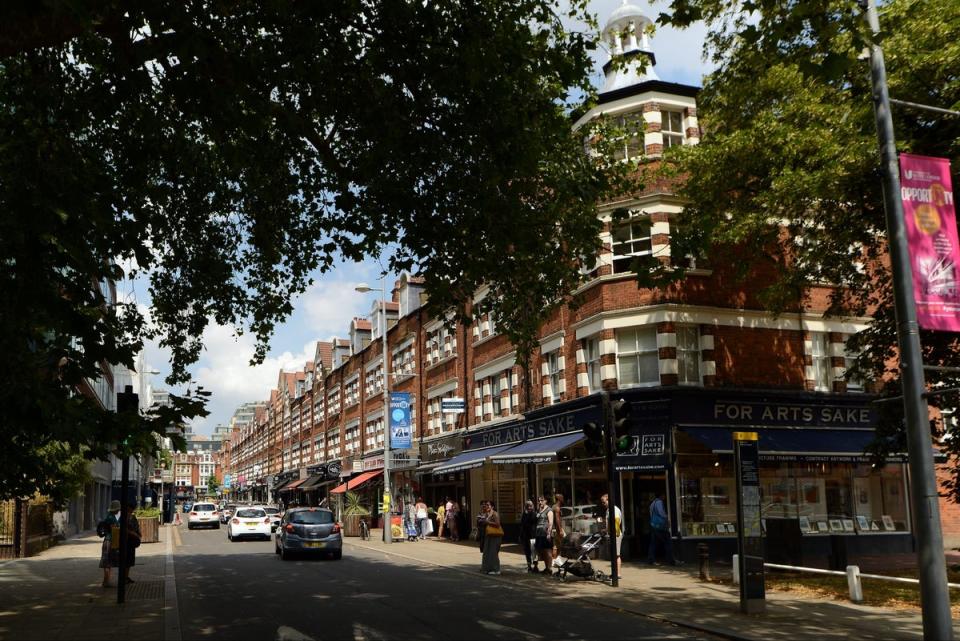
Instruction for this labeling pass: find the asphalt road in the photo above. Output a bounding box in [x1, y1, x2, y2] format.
[174, 525, 715, 641]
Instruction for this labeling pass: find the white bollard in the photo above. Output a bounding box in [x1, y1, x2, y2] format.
[846, 565, 863, 603]
[732, 554, 740, 584]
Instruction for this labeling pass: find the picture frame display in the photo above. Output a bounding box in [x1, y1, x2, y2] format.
[842, 519, 856, 533]
[817, 521, 830, 533]
[716, 522, 728, 534]
[856, 515, 870, 531]
[882, 515, 896, 531]
[829, 519, 844, 533]
[798, 516, 811, 533]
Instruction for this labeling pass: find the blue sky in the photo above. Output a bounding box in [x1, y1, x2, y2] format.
[130, 1, 713, 436]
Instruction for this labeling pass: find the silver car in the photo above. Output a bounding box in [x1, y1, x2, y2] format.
[275, 507, 342, 560]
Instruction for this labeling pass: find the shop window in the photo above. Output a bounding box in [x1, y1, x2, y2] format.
[585, 337, 601, 392]
[676, 326, 701, 385]
[616, 327, 659, 387]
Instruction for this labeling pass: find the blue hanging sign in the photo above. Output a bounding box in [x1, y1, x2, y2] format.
[390, 392, 413, 449]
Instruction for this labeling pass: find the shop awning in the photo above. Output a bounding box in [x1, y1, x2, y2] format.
[298, 474, 328, 491]
[330, 470, 383, 495]
[415, 462, 446, 475]
[432, 443, 517, 474]
[273, 478, 294, 492]
[679, 426, 904, 462]
[279, 477, 308, 492]
[489, 432, 585, 465]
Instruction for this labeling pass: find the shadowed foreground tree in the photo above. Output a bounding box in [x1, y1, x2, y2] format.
[653, 0, 960, 494]
[0, 1, 635, 500]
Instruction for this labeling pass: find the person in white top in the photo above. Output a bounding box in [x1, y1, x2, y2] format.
[600, 493, 623, 579]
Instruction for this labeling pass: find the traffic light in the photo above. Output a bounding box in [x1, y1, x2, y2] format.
[582, 420, 603, 457]
[611, 398, 633, 454]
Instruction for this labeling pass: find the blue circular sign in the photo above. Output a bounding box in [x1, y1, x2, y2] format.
[392, 408, 406, 422]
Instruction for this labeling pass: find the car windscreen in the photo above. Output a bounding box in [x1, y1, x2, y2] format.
[194, 504, 216, 511]
[289, 511, 334, 524]
[236, 509, 266, 518]
[263, 508, 279, 515]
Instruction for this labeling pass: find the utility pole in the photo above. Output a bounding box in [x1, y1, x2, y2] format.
[862, 1, 952, 638]
[116, 385, 139, 605]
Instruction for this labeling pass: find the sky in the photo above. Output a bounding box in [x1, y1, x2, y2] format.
[129, 1, 714, 436]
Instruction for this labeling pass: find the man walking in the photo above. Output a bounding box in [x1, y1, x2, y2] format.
[599, 493, 622, 579]
[648, 491, 679, 566]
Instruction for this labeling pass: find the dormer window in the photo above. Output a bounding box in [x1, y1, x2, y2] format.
[612, 218, 652, 273]
[661, 110, 684, 148]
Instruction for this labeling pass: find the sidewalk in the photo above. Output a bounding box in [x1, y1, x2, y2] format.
[0, 525, 179, 641]
[346, 531, 959, 641]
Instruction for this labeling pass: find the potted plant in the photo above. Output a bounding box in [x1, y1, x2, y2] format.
[135, 506, 162, 543]
[342, 491, 370, 537]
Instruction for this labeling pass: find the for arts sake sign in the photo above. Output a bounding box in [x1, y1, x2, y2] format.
[900, 154, 960, 331]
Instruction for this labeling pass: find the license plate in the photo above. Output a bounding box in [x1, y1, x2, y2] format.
[305, 542, 326, 548]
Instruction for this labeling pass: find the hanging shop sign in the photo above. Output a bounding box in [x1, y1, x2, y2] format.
[899, 153, 960, 331]
[672, 394, 876, 429]
[420, 434, 463, 464]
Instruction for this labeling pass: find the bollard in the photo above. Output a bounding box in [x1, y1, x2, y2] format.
[846, 565, 864, 603]
[698, 543, 711, 581]
[732, 553, 740, 584]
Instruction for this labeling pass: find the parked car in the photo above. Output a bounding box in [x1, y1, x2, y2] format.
[275, 507, 342, 560]
[220, 504, 238, 524]
[561, 504, 602, 536]
[182, 501, 193, 513]
[227, 507, 272, 541]
[187, 502, 220, 530]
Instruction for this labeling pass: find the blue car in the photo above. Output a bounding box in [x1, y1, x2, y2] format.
[182, 501, 193, 513]
[275, 507, 342, 560]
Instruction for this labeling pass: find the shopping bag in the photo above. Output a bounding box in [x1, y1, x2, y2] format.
[424, 518, 434, 536]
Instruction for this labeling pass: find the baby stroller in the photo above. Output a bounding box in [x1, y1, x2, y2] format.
[553, 532, 607, 582]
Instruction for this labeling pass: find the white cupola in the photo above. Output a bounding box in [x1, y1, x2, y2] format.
[600, 1, 659, 95]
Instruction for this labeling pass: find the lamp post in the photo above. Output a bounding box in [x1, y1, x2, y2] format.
[356, 279, 392, 543]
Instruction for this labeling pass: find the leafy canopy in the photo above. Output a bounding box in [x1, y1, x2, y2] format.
[657, 0, 960, 490]
[0, 1, 632, 500]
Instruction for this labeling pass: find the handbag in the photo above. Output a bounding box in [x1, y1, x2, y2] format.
[424, 518, 434, 536]
[486, 523, 505, 537]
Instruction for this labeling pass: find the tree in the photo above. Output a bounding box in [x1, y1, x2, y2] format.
[0, 2, 635, 500]
[655, 0, 960, 492]
[206, 475, 220, 497]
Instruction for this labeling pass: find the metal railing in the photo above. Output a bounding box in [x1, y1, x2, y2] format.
[732, 554, 960, 603]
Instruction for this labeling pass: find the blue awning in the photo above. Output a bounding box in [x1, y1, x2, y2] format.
[489, 432, 586, 465]
[432, 443, 517, 474]
[678, 426, 905, 462]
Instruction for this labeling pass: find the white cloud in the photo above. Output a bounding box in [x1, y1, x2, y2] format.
[301, 278, 375, 338]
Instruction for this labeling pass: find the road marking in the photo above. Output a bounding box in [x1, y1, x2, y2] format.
[277, 625, 315, 641]
[477, 619, 543, 640]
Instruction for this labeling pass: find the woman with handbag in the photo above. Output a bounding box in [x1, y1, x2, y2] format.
[481, 500, 503, 575]
[415, 498, 429, 540]
[98, 500, 121, 587]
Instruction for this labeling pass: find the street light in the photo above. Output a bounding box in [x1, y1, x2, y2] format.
[356, 280, 393, 543]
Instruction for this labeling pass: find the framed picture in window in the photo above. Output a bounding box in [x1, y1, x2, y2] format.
[716, 523, 728, 534]
[871, 521, 880, 531]
[842, 519, 856, 533]
[817, 521, 829, 533]
[798, 516, 811, 533]
[856, 515, 870, 531]
[801, 481, 820, 505]
[829, 519, 844, 532]
[726, 523, 736, 534]
[882, 515, 896, 531]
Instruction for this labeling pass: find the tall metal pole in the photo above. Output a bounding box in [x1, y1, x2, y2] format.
[600, 391, 619, 587]
[118, 454, 129, 604]
[382, 277, 393, 544]
[863, 2, 952, 637]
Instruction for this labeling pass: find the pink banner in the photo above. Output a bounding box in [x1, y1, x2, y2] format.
[899, 153, 960, 331]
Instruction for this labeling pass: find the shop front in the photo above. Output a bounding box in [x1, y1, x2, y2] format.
[437, 387, 913, 565]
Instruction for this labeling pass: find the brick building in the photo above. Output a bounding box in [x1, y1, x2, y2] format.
[223, 2, 956, 561]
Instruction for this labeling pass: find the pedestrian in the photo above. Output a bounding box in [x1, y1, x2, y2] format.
[415, 497, 430, 540]
[534, 495, 554, 575]
[600, 493, 623, 579]
[551, 493, 566, 561]
[98, 500, 121, 587]
[124, 499, 143, 583]
[475, 500, 489, 551]
[405, 500, 419, 542]
[445, 497, 459, 541]
[648, 491, 679, 566]
[481, 500, 503, 575]
[436, 501, 446, 539]
[519, 499, 538, 573]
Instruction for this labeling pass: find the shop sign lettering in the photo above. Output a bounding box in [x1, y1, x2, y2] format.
[711, 403, 873, 427]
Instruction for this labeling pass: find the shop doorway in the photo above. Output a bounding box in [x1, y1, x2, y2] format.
[624, 474, 668, 561]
